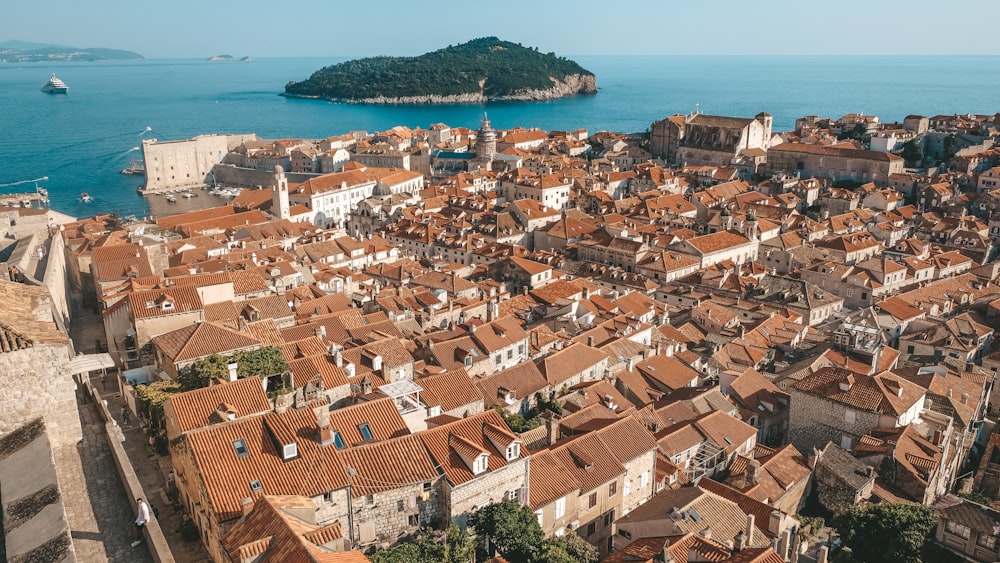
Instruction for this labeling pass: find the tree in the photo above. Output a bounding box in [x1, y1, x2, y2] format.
[557, 531, 598, 563]
[369, 526, 473, 563]
[179, 354, 229, 390]
[900, 139, 924, 165]
[234, 346, 288, 378]
[103, 212, 123, 231]
[835, 502, 937, 563]
[134, 380, 182, 433]
[469, 499, 544, 563]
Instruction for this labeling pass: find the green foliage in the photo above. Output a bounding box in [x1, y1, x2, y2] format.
[491, 406, 541, 433]
[835, 502, 938, 563]
[134, 380, 182, 433]
[830, 546, 854, 563]
[534, 539, 576, 563]
[180, 347, 288, 391]
[534, 392, 562, 415]
[233, 346, 288, 378]
[285, 37, 594, 100]
[548, 532, 598, 563]
[469, 499, 544, 563]
[959, 491, 991, 505]
[369, 526, 473, 563]
[799, 515, 826, 538]
[901, 139, 924, 165]
[103, 212, 123, 231]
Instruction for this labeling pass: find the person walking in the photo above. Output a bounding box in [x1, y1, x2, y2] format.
[121, 406, 130, 428]
[132, 497, 150, 547]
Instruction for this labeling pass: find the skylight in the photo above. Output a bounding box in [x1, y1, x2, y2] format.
[724, 436, 733, 445]
[332, 430, 345, 450]
[249, 479, 263, 492]
[358, 423, 373, 441]
[233, 439, 250, 459]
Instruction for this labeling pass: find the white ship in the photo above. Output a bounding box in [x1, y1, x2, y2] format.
[41, 74, 69, 94]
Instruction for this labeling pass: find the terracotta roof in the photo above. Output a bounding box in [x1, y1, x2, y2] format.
[475, 362, 548, 408]
[152, 321, 260, 363]
[417, 410, 524, 486]
[526, 449, 580, 509]
[416, 368, 482, 413]
[793, 367, 925, 416]
[165, 376, 271, 435]
[536, 342, 608, 387]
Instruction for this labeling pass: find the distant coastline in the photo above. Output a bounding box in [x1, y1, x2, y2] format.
[0, 40, 142, 63]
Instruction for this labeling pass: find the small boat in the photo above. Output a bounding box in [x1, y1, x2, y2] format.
[79, 192, 93, 203]
[182, 192, 196, 198]
[121, 159, 145, 176]
[165, 195, 177, 203]
[41, 74, 69, 94]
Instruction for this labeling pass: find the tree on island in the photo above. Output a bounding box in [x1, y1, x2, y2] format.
[834, 502, 938, 563]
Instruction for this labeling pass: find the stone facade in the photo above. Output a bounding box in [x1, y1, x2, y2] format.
[788, 388, 883, 455]
[446, 457, 529, 528]
[0, 341, 77, 447]
[351, 479, 444, 548]
[142, 134, 257, 193]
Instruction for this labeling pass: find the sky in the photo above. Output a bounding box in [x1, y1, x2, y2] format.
[4, 0, 1000, 59]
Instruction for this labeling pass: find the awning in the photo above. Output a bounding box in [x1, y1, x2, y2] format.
[64, 353, 116, 375]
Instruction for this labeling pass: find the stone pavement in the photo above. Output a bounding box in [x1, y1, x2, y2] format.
[54, 391, 154, 563]
[70, 302, 211, 562]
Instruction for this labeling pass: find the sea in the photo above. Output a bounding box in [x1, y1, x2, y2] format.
[1, 55, 999, 219]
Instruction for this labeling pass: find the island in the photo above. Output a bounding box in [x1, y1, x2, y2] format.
[208, 54, 235, 61]
[0, 40, 142, 62]
[282, 37, 597, 104]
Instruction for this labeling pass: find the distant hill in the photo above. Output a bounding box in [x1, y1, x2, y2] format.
[283, 37, 597, 104]
[0, 41, 143, 62]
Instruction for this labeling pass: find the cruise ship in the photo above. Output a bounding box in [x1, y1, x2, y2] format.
[41, 74, 68, 94]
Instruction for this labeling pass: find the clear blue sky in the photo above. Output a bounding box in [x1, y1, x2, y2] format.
[4, 0, 999, 59]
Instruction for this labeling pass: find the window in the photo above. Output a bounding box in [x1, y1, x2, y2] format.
[535, 510, 543, 526]
[495, 355, 501, 366]
[640, 471, 649, 488]
[669, 472, 678, 485]
[907, 345, 915, 354]
[554, 497, 566, 519]
[322, 491, 334, 503]
[506, 443, 520, 461]
[945, 520, 971, 539]
[609, 482, 617, 497]
[332, 431, 345, 449]
[603, 509, 615, 526]
[618, 528, 632, 540]
[507, 349, 513, 360]
[365, 494, 375, 506]
[623, 479, 631, 497]
[589, 492, 598, 508]
[465, 356, 472, 368]
[587, 522, 596, 536]
[977, 532, 996, 549]
[519, 344, 525, 355]
[358, 423, 373, 441]
[249, 479, 263, 492]
[840, 435, 853, 451]
[845, 409, 856, 424]
[397, 499, 405, 512]
[233, 439, 250, 459]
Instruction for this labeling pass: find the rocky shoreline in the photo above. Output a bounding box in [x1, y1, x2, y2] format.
[282, 73, 597, 105]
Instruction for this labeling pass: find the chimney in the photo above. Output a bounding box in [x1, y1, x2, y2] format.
[778, 529, 791, 561]
[240, 496, 254, 517]
[227, 362, 239, 382]
[790, 533, 801, 563]
[817, 546, 829, 563]
[744, 513, 755, 546]
[316, 408, 334, 446]
[627, 357, 635, 372]
[746, 460, 761, 487]
[545, 415, 560, 446]
[603, 394, 617, 410]
[769, 510, 782, 535]
[865, 465, 876, 479]
[661, 539, 674, 563]
[962, 392, 970, 405]
[588, 335, 595, 347]
[733, 529, 746, 552]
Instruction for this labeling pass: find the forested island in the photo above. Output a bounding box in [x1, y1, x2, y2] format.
[283, 37, 597, 104]
[0, 40, 142, 62]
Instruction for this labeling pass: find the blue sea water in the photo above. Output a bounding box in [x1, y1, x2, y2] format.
[1, 55, 999, 218]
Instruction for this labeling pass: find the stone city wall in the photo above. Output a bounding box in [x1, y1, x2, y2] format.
[0, 342, 79, 447]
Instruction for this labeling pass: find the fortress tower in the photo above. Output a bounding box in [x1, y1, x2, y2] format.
[272, 165, 290, 220]
[476, 113, 497, 160]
